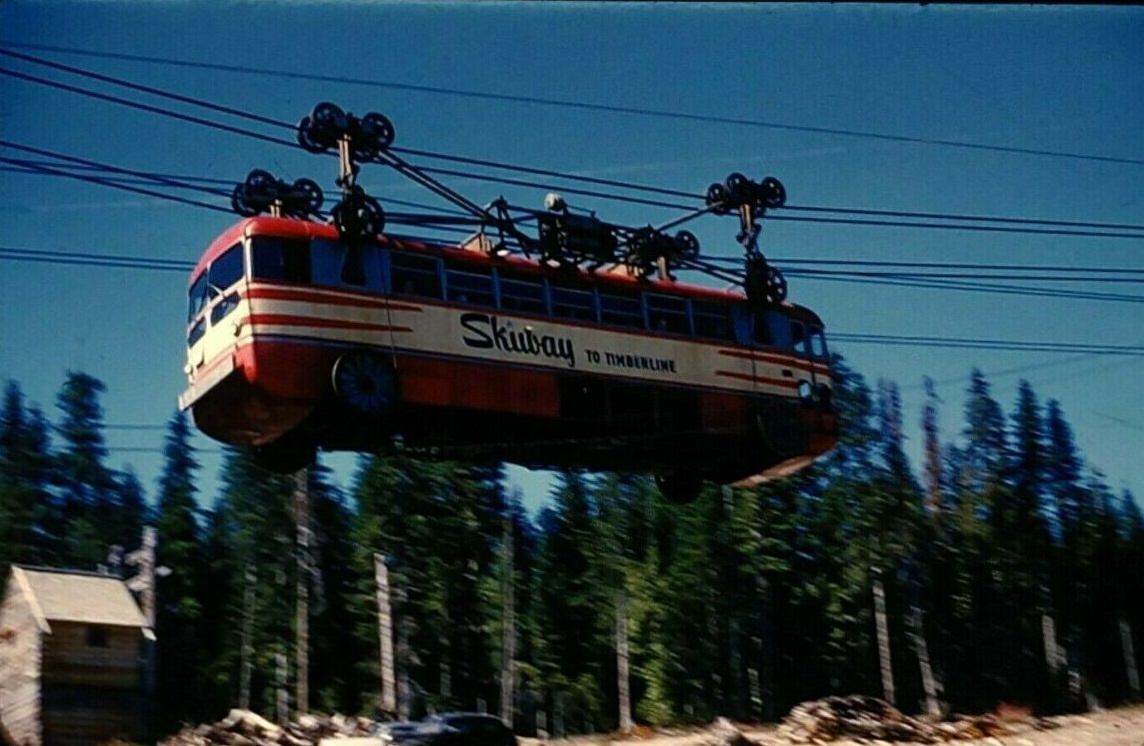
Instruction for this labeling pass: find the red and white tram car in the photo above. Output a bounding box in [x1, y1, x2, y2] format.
[179, 216, 838, 500]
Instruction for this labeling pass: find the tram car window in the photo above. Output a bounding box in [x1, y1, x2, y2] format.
[692, 299, 733, 341]
[188, 272, 209, 323]
[207, 244, 244, 325]
[599, 290, 644, 329]
[791, 320, 808, 355]
[810, 326, 828, 358]
[308, 239, 378, 290]
[497, 272, 548, 315]
[210, 244, 244, 292]
[759, 310, 792, 349]
[187, 318, 206, 347]
[390, 252, 443, 298]
[646, 293, 691, 335]
[251, 237, 311, 283]
[550, 284, 595, 321]
[446, 264, 495, 306]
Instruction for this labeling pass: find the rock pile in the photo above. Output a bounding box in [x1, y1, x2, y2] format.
[773, 695, 1069, 743]
[776, 696, 937, 743]
[160, 709, 378, 746]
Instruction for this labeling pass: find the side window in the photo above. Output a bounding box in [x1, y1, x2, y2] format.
[206, 245, 244, 326]
[764, 308, 791, 350]
[446, 264, 495, 306]
[211, 292, 240, 325]
[646, 294, 690, 335]
[791, 321, 807, 354]
[209, 244, 244, 293]
[250, 237, 310, 283]
[187, 318, 206, 347]
[390, 253, 442, 298]
[85, 625, 109, 648]
[188, 272, 208, 323]
[498, 273, 547, 315]
[550, 285, 595, 321]
[310, 238, 374, 289]
[753, 311, 773, 346]
[598, 290, 643, 328]
[810, 326, 827, 358]
[693, 300, 733, 341]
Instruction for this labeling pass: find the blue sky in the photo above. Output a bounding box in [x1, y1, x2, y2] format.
[1, 2, 1141, 514]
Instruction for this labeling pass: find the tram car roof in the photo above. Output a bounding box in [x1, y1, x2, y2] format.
[193, 216, 825, 325]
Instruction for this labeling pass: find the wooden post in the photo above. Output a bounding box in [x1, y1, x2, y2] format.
[375, 553, 397, 716]
[500, 516, 516, 728]
[397, 582, 411, 721]
[1120, 617, 1141, 699]
[616, 588, 632, 732]
[872, 569, 896, 706]
[125, 528, 158, 699]
[293, 468, 310, 716]
[239, 566, 256, 711]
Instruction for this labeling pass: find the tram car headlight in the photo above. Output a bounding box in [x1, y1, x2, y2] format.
[798, 380, 814, 401]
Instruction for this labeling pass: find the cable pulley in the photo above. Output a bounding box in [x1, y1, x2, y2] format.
[706, 172, 786, 214]
[296, 102, 395, 160]
[744, 254, 788, 306]
[230, 169, 323, 219]
[622, 227, 701, 278]
[331, 186, 386, 241]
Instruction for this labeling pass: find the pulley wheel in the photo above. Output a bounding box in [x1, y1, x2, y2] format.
[292, 178, 324, 216]
[675, 230, 700, 260]
[706, 183, 730, 214]
[761, 176, 786, 208]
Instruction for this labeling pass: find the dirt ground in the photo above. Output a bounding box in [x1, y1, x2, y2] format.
[519, 705, 1144, 746]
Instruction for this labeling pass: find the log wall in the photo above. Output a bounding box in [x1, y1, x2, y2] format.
[0, 581, 43, 746]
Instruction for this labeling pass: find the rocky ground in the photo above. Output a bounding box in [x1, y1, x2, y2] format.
[159, 701, 1144, 746]
[520, 703, 1144, 746]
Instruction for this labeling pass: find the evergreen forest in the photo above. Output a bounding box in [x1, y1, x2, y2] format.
[1, 356, 1142, 734]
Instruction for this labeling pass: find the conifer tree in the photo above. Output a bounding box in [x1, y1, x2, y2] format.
[155, 411, 205, 726]
[54, 371, 118, 567]
[0, 382, 53, 574]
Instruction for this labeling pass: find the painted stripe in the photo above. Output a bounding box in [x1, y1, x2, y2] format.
[246, 284, 423, 313]
[247, 314, 413, 333]
[717, 348, 831, 374]
[715, 370, 800, 389]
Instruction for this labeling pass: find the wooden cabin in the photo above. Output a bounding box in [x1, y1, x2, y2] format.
[0, 566, 154, 746]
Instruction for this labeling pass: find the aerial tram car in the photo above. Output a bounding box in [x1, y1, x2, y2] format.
[178, 104, 838, 502]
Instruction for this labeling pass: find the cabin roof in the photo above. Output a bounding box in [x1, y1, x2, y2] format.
[9, 566, 149, 631]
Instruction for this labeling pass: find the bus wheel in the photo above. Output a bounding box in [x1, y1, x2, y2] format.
[656, 471, 703, 505]
[253, 439, 315, 474]
[332, 352, 396, 414]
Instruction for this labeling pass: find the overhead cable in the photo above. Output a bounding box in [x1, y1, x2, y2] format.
[4, 51, 1141, 240]
[6, 41, 1142, 167]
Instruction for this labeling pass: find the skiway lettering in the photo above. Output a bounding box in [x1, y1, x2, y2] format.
[460, 313, 576, 368]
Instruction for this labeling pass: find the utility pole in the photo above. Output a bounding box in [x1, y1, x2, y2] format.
[293, 468, 310, 716]
[375, 553, 397, 716]
[499, 516, 515, 728]
[125, 527, 164, 704]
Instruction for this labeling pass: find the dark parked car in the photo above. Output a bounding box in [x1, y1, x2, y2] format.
[374, 712, 516, 746]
